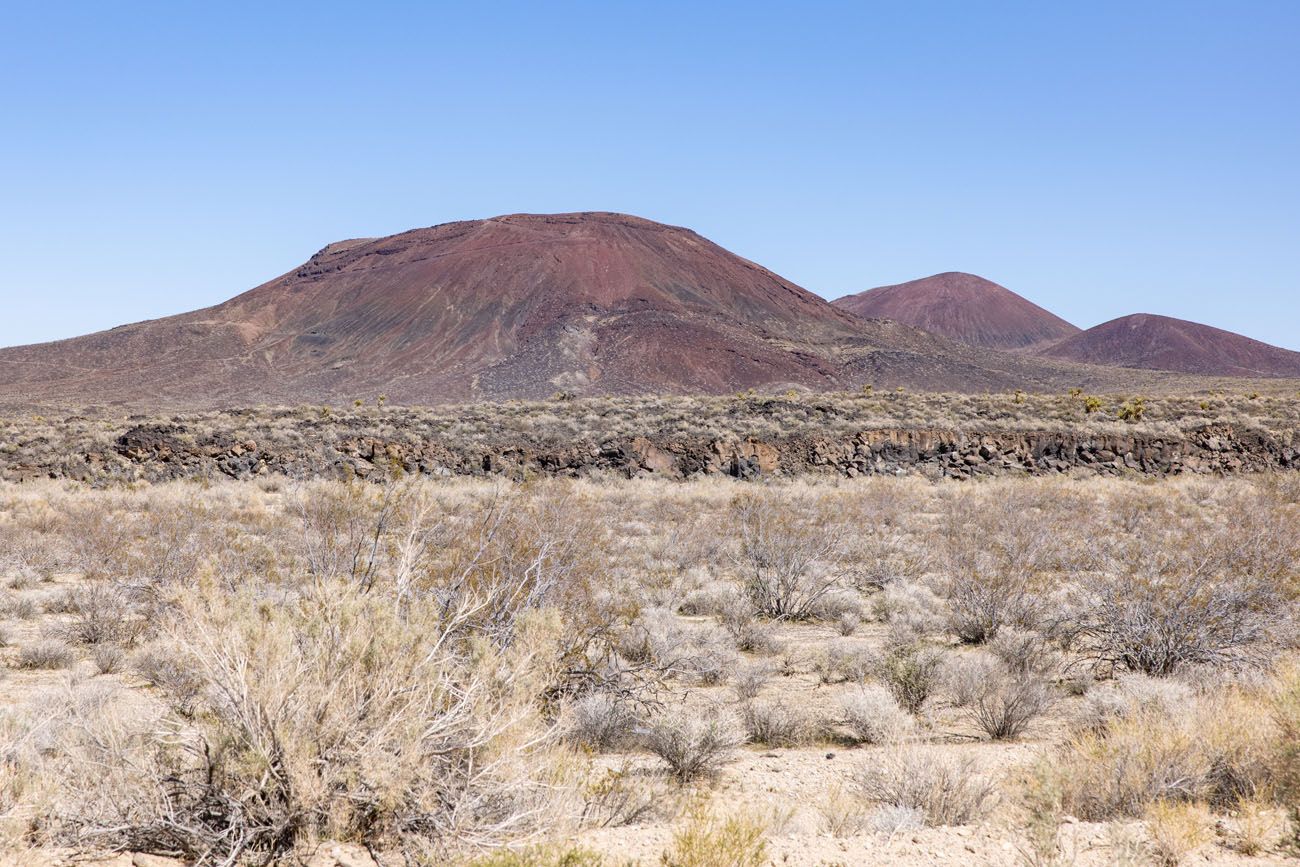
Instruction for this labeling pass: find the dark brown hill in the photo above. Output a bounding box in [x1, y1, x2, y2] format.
[1038, 313, 1300, 378]
[0, 213, 1202, 410]
[833, 272, 1080, 351]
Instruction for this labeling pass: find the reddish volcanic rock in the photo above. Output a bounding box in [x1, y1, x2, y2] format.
[1038, 313, 1300, 378]
[0, 213, 1189, 411]
[0, 213, 868, 407]
[833, 272, 1079, 351]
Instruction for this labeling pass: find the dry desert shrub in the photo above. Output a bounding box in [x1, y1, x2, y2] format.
[1068, 567, 1287, 677]
[731, 660, 773, 700]
[564, 692, 638, 752]
[941, 650, 1002, 708]
[7, 576, 591, 862]
[728, 490, 853, 620]
[5, 595, 39, 620]
[1076, 674, 1194, 733]
[839, 684, 915, 745]
[933, 487, 1060, 644]
[814, 638, 875, 685]
[988, 625, 1062, 678]
[966, 662, 1056, 741]
[90, 643, 126, 675]
[1271, 661, 1300, 846]
[1228, 797, 1283, 857]
[1016, 760, 1073, 867]
[15, 638, 74, 670]
[49, 583, 149, 647]
[854, 748, 997, 826]
[644, 708, 745, 784]
[716, 601, 782, 655]
[1053, 685, 1276, 820]
[131, 643, 206, 715]
[0, 680, 169, 853]
[874, 579, 947, 640]
[578, 764, 674, 829]
[183, 583, 582, 858]
[624, 608, 739, 686]
[739, 698, 816, 747]
[875, 642, 946, 715]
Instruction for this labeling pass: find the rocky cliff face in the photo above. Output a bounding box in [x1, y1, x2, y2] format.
[6, 420, 1294, 485]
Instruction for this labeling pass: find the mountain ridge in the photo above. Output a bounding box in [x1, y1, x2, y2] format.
[833, 271, 1080, 351]
[1038, 312, 1300, 378]
[1, 212, 1101, 409]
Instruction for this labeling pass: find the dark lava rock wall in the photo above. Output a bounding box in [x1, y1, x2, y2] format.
[3, 422, 1296, 485]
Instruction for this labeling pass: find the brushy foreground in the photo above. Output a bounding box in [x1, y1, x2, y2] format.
[0, 472, 1299, 865]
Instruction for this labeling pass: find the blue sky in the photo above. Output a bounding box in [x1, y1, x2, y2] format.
[2, 1, 1298, 350]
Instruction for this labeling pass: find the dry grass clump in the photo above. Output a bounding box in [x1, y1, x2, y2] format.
[854, 748, 997, 827]
[1144, 800, 1213, 866]
[816, 783, 871, 837]
[15, 638, 74, 670]
[1052, 682, 1281, 821]
[659, 803, 768, 867]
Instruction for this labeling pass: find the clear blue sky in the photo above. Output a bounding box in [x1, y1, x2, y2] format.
[3, 1, 1298, 350]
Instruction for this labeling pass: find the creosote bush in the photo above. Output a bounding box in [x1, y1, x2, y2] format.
[1070, 567, 1286, 676]
[729, 491, 851, 620]
[967, 663, 1055, 741]
[876, 642, 946, 715]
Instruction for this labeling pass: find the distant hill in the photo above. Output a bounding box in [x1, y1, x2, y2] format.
[0, 213, 1113, 410]
[1038, 313, 1300, 378]
[833, 271, 1080, 351]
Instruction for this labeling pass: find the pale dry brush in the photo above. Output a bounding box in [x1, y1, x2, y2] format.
[728, 490, 854, 620]
[854, 748, 997, 826]
[644, 707, 746, 783]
